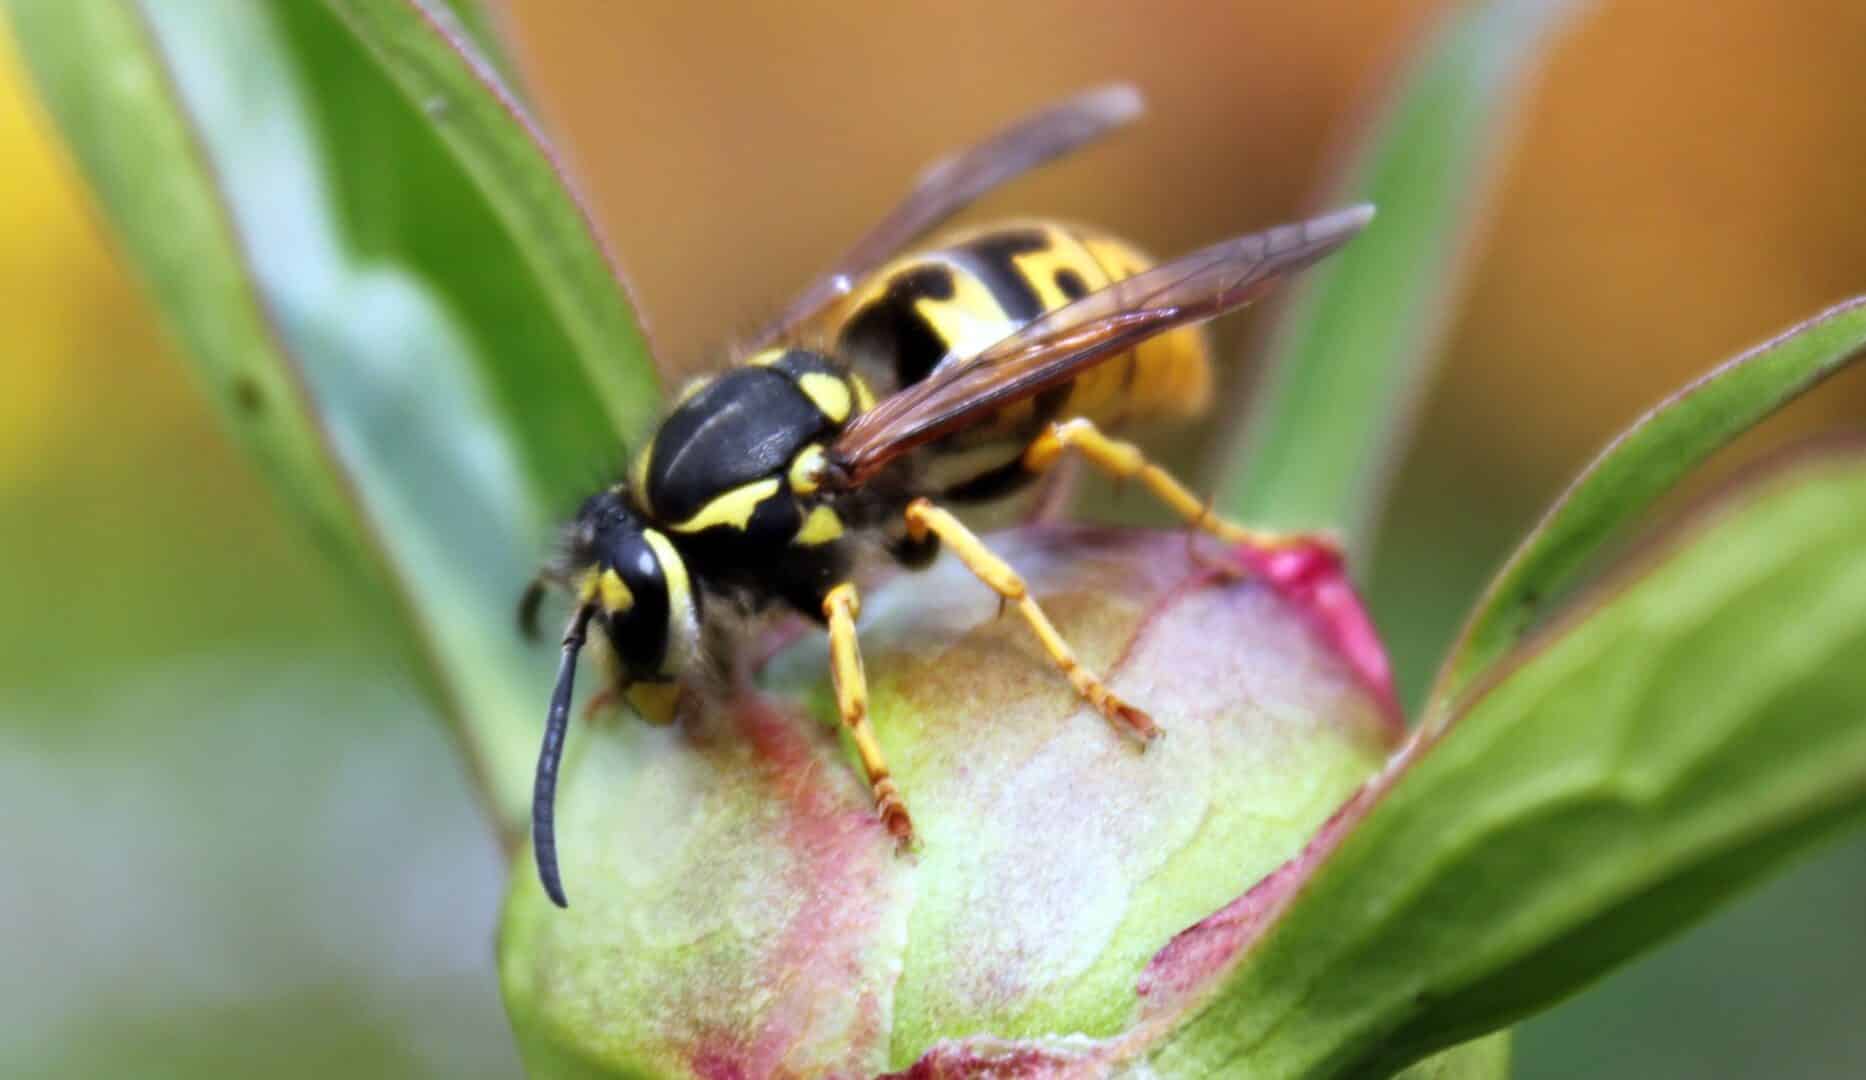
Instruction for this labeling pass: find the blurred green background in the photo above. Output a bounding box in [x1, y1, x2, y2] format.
[5, 1, 1865, 1076]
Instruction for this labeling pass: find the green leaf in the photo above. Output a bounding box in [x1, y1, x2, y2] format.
[1144, 444, 1866, 1077]
[427, 0, 522, 87]
[1432, 296, 1866, 710]
[1393, 1033, 1512, 1080]
[1216, 0, 1586, 559]
[320, 0, 661, 442]
[6, 0, 655, 836]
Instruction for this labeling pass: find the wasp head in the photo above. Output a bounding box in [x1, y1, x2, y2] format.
[526, 487, 701, 684]
[522, 485, 702, 908]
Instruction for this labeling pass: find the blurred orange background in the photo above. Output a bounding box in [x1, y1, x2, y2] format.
[4, 1, 1864, 1076]
[509, 0, 1866, 494]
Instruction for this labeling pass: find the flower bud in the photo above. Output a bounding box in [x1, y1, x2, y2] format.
[501, 527, 1399, 1076]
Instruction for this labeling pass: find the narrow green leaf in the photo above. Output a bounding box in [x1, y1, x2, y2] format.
[1393, 1033, 1512, 1080]
[1432, 296, 1866, 710]
[4, 0, 380, 588]
[1149, 444, 1866, 1078]
[7, 0, 648, 836]
[1217, 0, 1585, 559]
[427, 0, 521, 88]
[321, 0, 662, 443]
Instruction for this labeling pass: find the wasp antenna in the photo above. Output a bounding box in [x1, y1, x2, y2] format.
[534, 604, 596, 909]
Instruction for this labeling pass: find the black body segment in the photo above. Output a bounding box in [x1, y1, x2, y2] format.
[826, 220, 1214, 477]
[938, 455, 1041, 504]
[628, 351, 878, 621]
[644, 366, 832, 524]
[837, 265, 959, 394]
[953, 227, 1054, 322]
[765, 346, 846, 383]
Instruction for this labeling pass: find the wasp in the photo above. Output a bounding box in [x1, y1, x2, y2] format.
[521, 84, 1371, 907]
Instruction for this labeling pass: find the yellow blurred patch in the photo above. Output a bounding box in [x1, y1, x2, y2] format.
[0, 38, 149, 476]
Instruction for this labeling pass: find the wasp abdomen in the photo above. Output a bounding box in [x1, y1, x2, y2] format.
[831, 220, 1214, 442]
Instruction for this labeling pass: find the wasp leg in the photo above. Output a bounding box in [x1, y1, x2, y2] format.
[823, 582, 915, 846]
[903, 498, 1158, 743]
[1023, 418, 1340, 552]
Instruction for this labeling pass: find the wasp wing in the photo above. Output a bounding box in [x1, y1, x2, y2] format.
[750, 84, 1144, 349]
[824, 205, 1375, 487]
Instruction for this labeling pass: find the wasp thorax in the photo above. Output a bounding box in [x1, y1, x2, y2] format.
[570, 490, 701, 683]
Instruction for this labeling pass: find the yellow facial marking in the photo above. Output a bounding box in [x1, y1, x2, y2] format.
[598, 569, 634, 614]
[641, 529, 690, 606]
[673, 376, 710, 405]
[797, 371, 853, 423]
[849, 374, 877, 413]
[575, 569, 599, 605]
[669, 478, 781, 534]
[627, 682, 682, 726]
[641, 529, 699, 676]
[795, 505, 844, 546]
[788, 444, 826, 495]
[746, 348, 787, 367]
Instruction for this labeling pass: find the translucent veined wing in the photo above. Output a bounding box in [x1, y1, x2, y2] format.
[750, 84, 1144, 348]
[824, 205, 1376, 488]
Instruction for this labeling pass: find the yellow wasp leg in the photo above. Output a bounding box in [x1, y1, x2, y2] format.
[823, 582, 915, 845]
[1023, 418, 1338, 552]
[903, 498, 1159, 742]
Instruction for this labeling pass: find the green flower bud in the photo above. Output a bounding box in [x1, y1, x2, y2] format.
[501, 528, 1400, 1076]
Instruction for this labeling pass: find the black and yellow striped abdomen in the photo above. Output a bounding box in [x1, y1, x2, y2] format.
[826, 219, 1213, 442]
